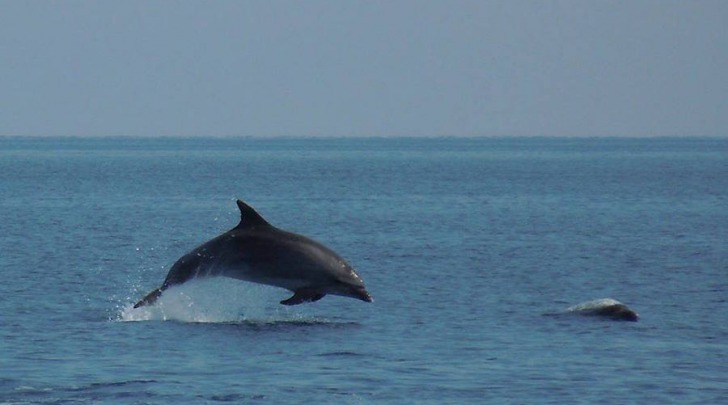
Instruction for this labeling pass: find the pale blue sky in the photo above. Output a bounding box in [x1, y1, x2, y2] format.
[1, 1, 726, 137]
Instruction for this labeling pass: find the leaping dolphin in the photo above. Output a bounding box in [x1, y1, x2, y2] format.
[134, 200, 372, 308]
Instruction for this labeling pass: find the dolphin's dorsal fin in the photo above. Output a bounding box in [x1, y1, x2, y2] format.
[236, 199, 272, 229]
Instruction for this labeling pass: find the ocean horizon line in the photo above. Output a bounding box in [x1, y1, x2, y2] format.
[0, 134, 726, 141]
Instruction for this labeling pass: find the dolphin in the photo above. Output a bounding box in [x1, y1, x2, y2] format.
[134, 200, 372, 308]
[565, 298, 639, 322]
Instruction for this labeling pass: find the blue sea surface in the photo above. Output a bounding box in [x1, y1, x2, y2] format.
[1, 137, 726, 403]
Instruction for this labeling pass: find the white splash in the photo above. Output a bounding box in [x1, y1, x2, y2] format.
[117, 279, 306, 323]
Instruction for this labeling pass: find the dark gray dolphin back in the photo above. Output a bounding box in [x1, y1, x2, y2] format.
[566, 298, 639, 322]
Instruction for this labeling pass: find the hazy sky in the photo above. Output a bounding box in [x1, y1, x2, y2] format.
[1, 1, 726, 137]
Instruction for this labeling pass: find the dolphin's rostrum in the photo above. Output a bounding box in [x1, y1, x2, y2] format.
[134, 200, 372, 308]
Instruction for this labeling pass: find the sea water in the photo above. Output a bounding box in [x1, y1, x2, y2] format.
[0, 137, 726, 403]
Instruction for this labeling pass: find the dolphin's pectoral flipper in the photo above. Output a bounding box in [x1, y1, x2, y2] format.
[280, 289, 326, 305]
[133, 288, 164, 308]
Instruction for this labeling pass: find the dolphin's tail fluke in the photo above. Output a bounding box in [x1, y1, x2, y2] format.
[134, 288, 164, 308]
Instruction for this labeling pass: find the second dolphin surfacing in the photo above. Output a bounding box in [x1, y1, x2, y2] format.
[134, 200, 372, 308]
[566, 298, 639, 321]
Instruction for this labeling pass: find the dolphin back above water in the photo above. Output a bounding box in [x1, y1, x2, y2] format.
[134, 200, 372, 308]
[566, 298, 639, 322]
